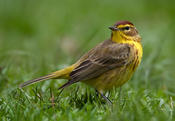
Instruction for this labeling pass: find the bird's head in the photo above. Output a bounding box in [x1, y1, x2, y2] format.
[109, 21, 141, 43]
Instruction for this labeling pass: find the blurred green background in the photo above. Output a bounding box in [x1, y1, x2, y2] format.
[0, 0, 175, 121]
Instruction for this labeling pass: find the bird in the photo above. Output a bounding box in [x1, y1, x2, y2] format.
[19, 20, 143, 104]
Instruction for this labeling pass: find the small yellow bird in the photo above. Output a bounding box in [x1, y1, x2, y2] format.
[20, 21, 143, 104]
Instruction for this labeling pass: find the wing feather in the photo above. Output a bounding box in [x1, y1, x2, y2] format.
[70, 42, 134, 82]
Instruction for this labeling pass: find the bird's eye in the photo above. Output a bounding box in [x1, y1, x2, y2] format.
[124, 26, 130, 30]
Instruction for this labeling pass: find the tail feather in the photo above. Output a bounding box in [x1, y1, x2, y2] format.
[58, 80, 77, 90]
[19, 74, 56, 88]
[19, 64, 76, 88]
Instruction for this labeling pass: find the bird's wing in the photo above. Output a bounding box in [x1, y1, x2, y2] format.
[69, 43, 134, 83]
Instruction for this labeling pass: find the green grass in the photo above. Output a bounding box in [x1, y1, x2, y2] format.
[0, 0, 175, 121]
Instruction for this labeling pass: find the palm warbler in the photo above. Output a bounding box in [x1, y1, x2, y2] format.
[20, 21, 143, 104]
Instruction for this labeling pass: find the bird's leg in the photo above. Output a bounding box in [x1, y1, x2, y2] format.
[95, 89, 112, 105]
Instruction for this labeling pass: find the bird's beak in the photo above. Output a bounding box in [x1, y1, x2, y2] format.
[108, 26, 119, 31]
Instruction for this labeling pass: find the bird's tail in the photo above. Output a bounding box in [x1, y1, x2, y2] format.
[19, 64, 76, 88]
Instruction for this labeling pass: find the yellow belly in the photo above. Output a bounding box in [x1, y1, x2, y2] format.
[83, 65, 133, 91]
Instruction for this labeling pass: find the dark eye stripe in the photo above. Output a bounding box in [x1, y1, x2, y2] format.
[118, 26, 132, 31]
[124, 26, 130, 30]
